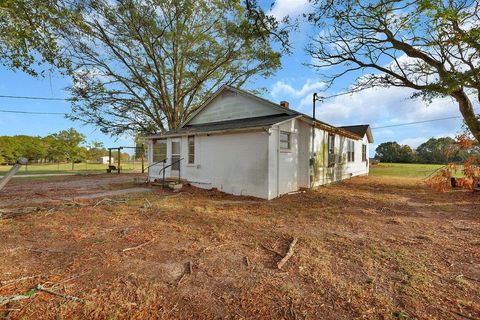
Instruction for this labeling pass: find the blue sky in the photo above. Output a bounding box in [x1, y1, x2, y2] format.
[0, 0, 471, 156]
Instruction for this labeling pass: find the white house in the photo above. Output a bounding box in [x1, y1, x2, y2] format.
[145, 86, 373, 199]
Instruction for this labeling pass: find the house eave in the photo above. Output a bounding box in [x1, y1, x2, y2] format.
[299, 117, 363, 141]
[144, 126, 272, 139]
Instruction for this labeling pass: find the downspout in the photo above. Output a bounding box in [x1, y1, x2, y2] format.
[311, 93, 323, 187]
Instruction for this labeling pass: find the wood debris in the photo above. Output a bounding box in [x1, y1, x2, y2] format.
[122, 238, 155, 252]
[36, 284, 84, 303]
[0, 293, 34, 306]
[261, 244, 283, 256]
[244, 256, 250, 267]
[94, 198, 127, 207]
[277, 237, 298, 270]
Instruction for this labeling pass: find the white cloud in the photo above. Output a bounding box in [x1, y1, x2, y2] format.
[269, 0, 310, 20]
[398, 137, 430, 149]
[311, 86, 464, 128]
[271, 79, 325, 99]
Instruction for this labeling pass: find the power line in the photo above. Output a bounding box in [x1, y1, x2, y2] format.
[0, 94, 71, 101]
[371, 116, 462, 129]
[0, 109, 66, 115]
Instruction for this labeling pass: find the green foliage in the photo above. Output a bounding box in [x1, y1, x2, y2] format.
[375, 142, 416, 163]
[86, 140, 107, 161]
[416, 137, 470, 163]
[49, 128, 86, 168]
[0, 128, 86, 165]
[375, 137, 479, 164]
[0, 0, 75, 76]
[66, 0, 282, 134]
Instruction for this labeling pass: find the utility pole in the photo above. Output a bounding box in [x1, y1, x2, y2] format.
[141, 144, 145, 173]
[0, 158, 28, 191]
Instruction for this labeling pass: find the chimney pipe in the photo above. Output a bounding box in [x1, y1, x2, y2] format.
[280, 101, 289, 108]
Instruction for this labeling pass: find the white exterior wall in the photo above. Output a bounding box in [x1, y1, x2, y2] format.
[147, 122, 370, 199]
[149, 130, 270, 199]
[267, 118, 310, 199]
[310, 127, 370, 187]
[189, 90, 281, 125]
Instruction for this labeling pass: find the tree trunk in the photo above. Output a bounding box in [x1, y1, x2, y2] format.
[451, 89, 480, 143]
[71, 161, 74, 171]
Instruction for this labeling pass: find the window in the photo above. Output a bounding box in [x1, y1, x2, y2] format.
[152, 139, 167, 163]
[328, 133, 335, 167]
[188, 135, 195, 164]
[280, 131, 291, 150]
[347, 140, 355, 162]
[362, 144, 367, 162]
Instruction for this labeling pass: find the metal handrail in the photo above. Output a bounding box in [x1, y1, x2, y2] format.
[146, 158, 167, 183]
[146, 158, 167, 170]
[158, 157, 184, 188]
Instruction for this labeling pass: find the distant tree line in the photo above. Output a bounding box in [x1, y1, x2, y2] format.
[0, 128, 130, 168]
[375, 137, 480, 164]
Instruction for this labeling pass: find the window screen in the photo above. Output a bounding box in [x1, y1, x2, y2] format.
[188, 136, 195, 164]
[152, 139, 167, 163]
[362, 144, 367, 162]
[280, 131, 291, 150]
[328, 134, 335, 167]
[347, 140, 355, 162]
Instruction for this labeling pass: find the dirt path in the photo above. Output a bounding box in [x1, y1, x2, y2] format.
[0, 173, 148, 207]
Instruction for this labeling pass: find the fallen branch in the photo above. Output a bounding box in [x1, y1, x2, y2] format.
[245, 256, 250, 267]
[30, 248, 73, 254]
[261, 244, 283, 256]
[277, 237, 298, 270]
[122, 238, 155, 252]
[177, 262, 194, 287]
[143, 198, 152, 209]
[0, 293, 34, 306]
[36, 284, 84, 303]
[94, 198, 127, 207]
[0, 275, 39, 287]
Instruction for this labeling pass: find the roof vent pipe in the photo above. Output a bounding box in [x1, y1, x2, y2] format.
[280, 101, 289, 108]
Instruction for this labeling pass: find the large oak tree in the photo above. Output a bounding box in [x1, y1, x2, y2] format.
[307, 0, 480, 143]
[65, 0, 281, 134]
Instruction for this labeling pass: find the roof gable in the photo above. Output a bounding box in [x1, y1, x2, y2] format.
[183, 86, 294, 126]
[339, 125, 374, 143]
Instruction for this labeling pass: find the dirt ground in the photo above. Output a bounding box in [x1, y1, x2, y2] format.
[0, 174, 479, 319]
[0, 173, 149, 207]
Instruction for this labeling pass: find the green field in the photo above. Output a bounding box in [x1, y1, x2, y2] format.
[369, 162, 462, 178]
[0, 161, 144, 176]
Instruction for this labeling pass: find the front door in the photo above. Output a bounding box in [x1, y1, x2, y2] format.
[171, 139, 181, 176]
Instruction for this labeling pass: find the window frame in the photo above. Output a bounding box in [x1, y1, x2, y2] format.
[152, 139, 167, 163]
[279, 131, 291, 151]
[188, 135, 195, 164]
[362, 144, 367, 162]
[327, 133, 335, 167]
[347, 140, 355, 162]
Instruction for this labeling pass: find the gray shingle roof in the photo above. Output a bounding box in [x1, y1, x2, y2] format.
[149, 114, 298, 138]
[339, 125, 374, 143]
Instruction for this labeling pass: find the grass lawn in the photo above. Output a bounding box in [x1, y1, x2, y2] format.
[369, 162, 461, 178]
[0, 162, 144, 175]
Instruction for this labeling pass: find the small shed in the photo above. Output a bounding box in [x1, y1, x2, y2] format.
[97, 156, 111, 164]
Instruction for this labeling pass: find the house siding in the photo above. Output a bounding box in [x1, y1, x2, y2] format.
[189, 90, 282, 125]
[149, 130, 270, 199]
[310, 127, 369, 187]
